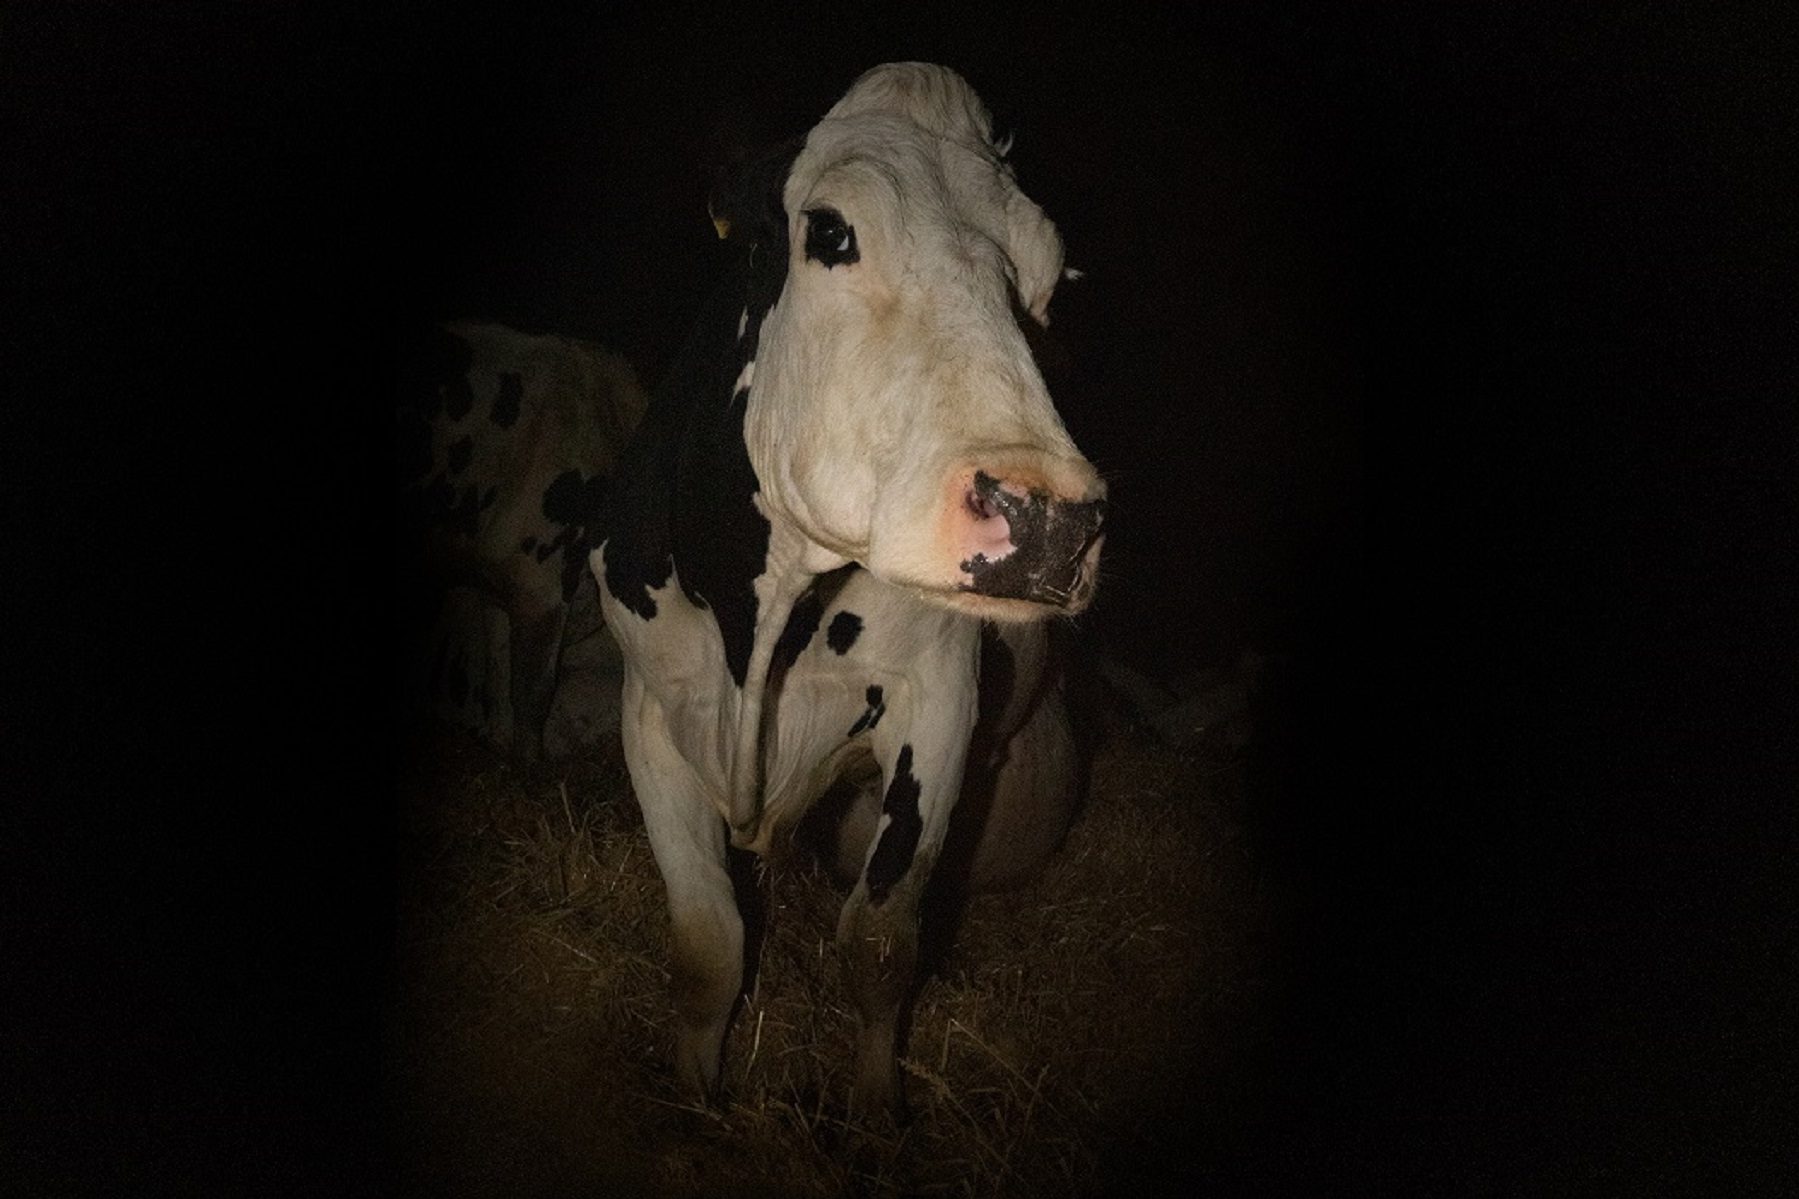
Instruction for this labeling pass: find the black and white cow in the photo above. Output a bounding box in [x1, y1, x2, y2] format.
[398, 320, 647, 762]
[593, 64, 1106, 1115]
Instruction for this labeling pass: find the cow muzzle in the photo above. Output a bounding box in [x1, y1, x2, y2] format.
[954, 470, 1106, 613]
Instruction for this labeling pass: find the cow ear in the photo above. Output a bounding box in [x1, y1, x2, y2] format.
[1004, 186, 1066, 326]
[707, 138, 804, 247]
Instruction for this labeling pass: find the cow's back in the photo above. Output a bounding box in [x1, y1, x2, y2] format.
[398, 321, 647, 759]
[405, 322, 645, 590]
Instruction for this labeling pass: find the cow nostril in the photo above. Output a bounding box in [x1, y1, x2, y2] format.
[966, 488, 1001, 522]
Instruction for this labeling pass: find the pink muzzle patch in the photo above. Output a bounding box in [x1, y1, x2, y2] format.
[962, 483, 1018, 564]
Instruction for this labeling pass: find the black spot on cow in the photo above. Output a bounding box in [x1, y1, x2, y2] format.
[671, 377, 769, 683]
[490, 371, 522, 428]
[977, 623, 1017, 719]
[542, 470, 586, 526]
[541, 469, 615, 600]
[599, 393, 678, 624]
[773, 587, 824, 671]
[561, 473, 612, 602]
[847, 685, 886, 737]
[447, 435, 473, 476]
[826, 611, 863, 655]
[581, 471, 611, 527]
[865, 744, 923, 904]
[601, 139, 801, 640]
[773, 567, 858, 682]
[520, 535, 537, 554]
[603, 540, 671, 622]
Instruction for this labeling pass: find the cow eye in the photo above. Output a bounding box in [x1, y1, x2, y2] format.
[803, 208, 859, 268]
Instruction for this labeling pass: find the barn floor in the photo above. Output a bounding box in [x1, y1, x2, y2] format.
[387, 703, 1285, 1198]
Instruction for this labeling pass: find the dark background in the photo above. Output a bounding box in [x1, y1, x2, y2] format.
[5, 3, 1790, 1193]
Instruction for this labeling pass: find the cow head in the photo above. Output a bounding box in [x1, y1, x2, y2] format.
[718, 63, 1106, 621]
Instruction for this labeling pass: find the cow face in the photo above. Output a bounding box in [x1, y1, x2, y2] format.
[739, 64, 1106, 622]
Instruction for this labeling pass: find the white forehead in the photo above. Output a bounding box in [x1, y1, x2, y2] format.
[820, 61, 999, 146]
[782, 63, 1065, 314]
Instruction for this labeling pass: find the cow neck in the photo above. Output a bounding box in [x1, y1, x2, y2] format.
[667, 221, 824, 840]
[718, 241, 826, 843]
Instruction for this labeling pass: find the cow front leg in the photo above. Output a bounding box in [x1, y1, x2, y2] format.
[668, 861, 742, 1099]
[621, 674, 742, 1098]
[838, 706, 975, 1120]
[837, 851, 924, 1120]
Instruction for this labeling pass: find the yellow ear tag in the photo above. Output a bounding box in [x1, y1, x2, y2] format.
[711, 214, 731, 240]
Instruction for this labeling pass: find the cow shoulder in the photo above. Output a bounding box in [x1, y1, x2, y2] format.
[601, 142, 805, 685]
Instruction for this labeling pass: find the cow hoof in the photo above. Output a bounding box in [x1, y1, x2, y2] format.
[674, 1024, 727, 1106]
[849, 1085, 909, 1130]
[849, 1044, 909, 1128]
[848, 1091, 906, 1131]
